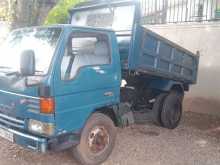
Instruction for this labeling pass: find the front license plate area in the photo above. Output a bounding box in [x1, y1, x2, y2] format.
[0, 128, 13, 142]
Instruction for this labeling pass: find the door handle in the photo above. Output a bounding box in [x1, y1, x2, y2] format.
[96, 70, 105, 74]
[93, 66, 105, 74]
[104, 92, 114, 97]
[93, 67, 105, 74]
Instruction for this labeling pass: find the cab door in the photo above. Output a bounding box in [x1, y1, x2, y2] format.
[53, 30, 121, 133]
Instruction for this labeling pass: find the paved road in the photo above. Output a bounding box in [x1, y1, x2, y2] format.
[0, 112, 220, 165]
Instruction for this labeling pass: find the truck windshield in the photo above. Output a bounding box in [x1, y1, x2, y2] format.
[71, 5, 135, 33]
[0, 27, 62, 75]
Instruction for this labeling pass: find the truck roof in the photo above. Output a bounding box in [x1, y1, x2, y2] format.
[55, 24, 115, 33]
[70, 0, 136, 12]
[14, 24, 115, 33]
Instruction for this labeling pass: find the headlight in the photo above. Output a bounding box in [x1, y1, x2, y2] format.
[28, 119, 54, 136]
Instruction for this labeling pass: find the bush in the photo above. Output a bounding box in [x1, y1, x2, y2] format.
[44, 0, 84, 25]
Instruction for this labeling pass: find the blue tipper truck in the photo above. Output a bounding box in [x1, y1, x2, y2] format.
[0, 0, 199, 164]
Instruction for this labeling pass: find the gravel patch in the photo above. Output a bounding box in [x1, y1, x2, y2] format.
[0, 112, 220, 165]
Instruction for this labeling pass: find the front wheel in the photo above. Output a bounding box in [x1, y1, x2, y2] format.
[73, 113, 117, 165]
[160, 92, 183, 129]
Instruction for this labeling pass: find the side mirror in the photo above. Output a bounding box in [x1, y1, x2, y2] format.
[20, 50, 36, 76]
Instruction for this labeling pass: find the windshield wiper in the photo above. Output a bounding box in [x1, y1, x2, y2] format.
[0, 66, 19, 76]
[0, 66, 15, 75]
[6, 71, 20, 76]
[0, 66, 11, 69]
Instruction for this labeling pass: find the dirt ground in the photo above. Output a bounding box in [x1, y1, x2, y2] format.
[0, 101, 220, 165]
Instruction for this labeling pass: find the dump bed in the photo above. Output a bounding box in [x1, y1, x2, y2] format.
[127, 26, 199, 84]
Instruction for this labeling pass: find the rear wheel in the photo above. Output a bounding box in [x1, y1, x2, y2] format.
[160, 92, 183, 129]
[73, 113, 117, 165]
[152, 93, 168, 126]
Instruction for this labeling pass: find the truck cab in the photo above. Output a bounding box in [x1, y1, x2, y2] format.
[0, 0, 199, 165]
[0, 24, 121, 151]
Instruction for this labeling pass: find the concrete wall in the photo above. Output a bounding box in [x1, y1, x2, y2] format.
[147, 22, 220, 115]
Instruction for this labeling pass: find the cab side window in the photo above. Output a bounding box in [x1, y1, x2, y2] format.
[61, 32, 111, 80]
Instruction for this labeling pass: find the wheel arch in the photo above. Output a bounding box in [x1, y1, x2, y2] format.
[93, 106, 119, 127]
[171, 84, 184, 95]
[148, 78, 185, 93]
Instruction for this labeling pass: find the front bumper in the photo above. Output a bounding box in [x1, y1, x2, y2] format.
[0, 124, 48, 153]
[0, 124, 80, 153]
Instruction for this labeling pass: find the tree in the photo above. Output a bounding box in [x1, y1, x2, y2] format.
[44, 0, 84, 25]
[0, 0, 12, 22]
[10, 0, 58, 29]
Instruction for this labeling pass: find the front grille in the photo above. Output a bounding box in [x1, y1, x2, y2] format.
[0, 113, 25, 129]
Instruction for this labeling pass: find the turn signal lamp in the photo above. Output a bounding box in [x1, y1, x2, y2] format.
[40, 98, 55, 114]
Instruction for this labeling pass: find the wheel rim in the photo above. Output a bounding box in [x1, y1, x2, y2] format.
[88, 126, 110, 155]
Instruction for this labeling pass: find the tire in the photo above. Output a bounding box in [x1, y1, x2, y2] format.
[160, 92, 183, 129]
[152, 93, 168, 126]
[73, 113, 117, 165]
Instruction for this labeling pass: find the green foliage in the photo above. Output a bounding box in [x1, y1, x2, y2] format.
[44, 0, 84, 25]
[0, 7, 7, 21]
[0, 0, 11, 21]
